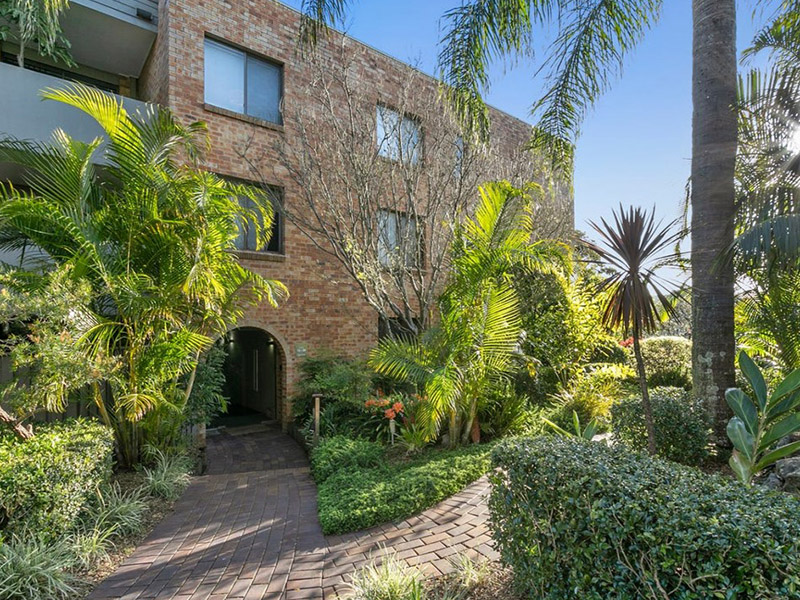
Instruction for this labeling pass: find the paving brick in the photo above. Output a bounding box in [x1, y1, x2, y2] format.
[87, 427, 495, 600]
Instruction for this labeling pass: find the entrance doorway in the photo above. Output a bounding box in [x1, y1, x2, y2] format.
[214, 327, 281, 428]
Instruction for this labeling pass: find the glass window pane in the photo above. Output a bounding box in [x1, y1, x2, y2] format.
[247, 58, 282, 124]
[400, 116, 421, 164]
[377, 106, 401, 160]
[205, 39, 245, 113]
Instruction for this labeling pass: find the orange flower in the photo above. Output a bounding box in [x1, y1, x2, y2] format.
[385, 409, 396, 420]
[392, 402, 404, 413]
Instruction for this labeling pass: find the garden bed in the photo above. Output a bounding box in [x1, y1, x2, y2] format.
[312, 436, 495, 535]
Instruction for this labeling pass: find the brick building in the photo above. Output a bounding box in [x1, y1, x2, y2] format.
[0, 0, 573, 426]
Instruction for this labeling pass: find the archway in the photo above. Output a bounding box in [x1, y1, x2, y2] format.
[213, 327, 284, 428]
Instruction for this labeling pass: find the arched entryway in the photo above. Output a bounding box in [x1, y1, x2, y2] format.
[213, 327, 285, 427]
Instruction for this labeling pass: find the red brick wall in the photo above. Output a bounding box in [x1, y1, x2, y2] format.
[139, 0, 573, 424]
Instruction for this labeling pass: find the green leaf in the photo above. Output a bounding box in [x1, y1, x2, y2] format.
[726, 417, 755, 460]
[769, 366, 800, 405]
[572, 410, 581, 436]
[728, 450, 753, 485]
[755, 439, 800, 472]
[760, 412, 800, 450]
[542, 417, 572, 438]
[738, 351, 767, 410]
[725, 388, 759, 435]
[766, 389, 800, 420]
[583, 419, 599, 440]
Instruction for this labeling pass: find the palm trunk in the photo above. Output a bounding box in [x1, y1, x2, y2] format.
[632, 329, 657, 455]
[691, 0, 738, 448]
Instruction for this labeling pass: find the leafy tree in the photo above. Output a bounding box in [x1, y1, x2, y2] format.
[587, 205, 682, 454]
[370, 182, 563, 446]
[0, 84, 287, 464]
[0, 0, 72, 67]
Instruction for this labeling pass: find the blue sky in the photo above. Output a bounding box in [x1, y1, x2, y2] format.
[281, 0, 765, 235]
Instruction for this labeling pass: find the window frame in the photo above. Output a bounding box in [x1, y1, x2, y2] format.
[203, 36, 284, 126]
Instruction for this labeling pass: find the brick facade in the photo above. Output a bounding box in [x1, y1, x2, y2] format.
[138, 0, 573, 425]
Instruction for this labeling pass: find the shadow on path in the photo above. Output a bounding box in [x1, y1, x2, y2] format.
[88, 426, 496, 600]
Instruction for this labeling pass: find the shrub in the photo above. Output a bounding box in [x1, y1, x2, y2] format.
[0, 419, 114, 540]
[490, 436, 800, 599]
[318, 444, 493, 534]
[0, 535, 79, 600]
[311, 436, 385, 483]
[545, 364, 635, 431]
[293, 354, 375, 412]
[611, 386, 709, 465]
[141, 448, 193, 500]
[478, 381, 537, 440]
[346, 553, 426, 600]
[632, 335, 692, 389]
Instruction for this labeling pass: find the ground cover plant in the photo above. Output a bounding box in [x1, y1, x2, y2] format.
[313, 435, 493, 534]
[490, 436, 800, 599]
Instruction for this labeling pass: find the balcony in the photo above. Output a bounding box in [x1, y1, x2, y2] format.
[0, 62, 149, 175]
[61, 0, 159, 77]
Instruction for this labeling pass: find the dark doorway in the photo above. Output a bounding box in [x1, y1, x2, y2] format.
[214, 327, 280, 428]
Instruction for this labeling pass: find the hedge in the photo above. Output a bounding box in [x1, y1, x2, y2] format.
[317, 440, 493, 535]
[490, 436, 800, 599]
[310, 436, 385, 483]
[611, 386, 709, 465]
[0, 419, 114, 540]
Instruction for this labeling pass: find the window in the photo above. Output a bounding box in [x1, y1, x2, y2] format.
[454, 135, 465, 178]
[235, 187, 284, 254]
[376, 105, 421, 164]
[204, 38, 283, 125]
[378, 209, 422, 268]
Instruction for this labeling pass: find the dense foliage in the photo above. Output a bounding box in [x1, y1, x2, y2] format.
[0, 85, 285, 463]
[634, 336, 693, 389]
[310, 436, 385, 483]
[611, 387, 709, 465]
[315, 437, 493, 534]
[490, 436, 800, 599]
[371, 182, 562, 446]
[0, 419, 114, 540]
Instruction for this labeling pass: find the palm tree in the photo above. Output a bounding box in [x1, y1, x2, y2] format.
[298, 0, 800, 446]
[370, 182, 563, 446]
[587, 205, 682, 454]
[0, 84, 287, 464]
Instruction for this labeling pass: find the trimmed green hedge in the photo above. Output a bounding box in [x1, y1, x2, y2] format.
[0, 419, 114, 540]
[611, 386, 709, 465]
[316, 439, 493, 535]
[634, 336, 692, 389]
[490, 436, 800, 599]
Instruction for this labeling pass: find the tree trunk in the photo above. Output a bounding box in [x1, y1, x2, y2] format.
[632, 329, 657, 455]
[691, 0, 738, 448]
[0, 405, 34, 440]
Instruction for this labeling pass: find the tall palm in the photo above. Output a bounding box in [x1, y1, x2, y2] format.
[587, 206, 682, 454]
[370, 182, 563, 446]
[0, 84, 287, 464]
[297, 0, 800, 443]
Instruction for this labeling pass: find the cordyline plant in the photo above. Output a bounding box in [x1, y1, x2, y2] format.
[587, 205, 683, 455]
[726, 350, 800, 485]
[0, 84, 287, 465]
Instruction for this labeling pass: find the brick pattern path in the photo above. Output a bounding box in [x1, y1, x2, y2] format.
[88, 426, 497, 600]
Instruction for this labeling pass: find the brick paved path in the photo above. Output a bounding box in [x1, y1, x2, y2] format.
[88, 425, 497, 600]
